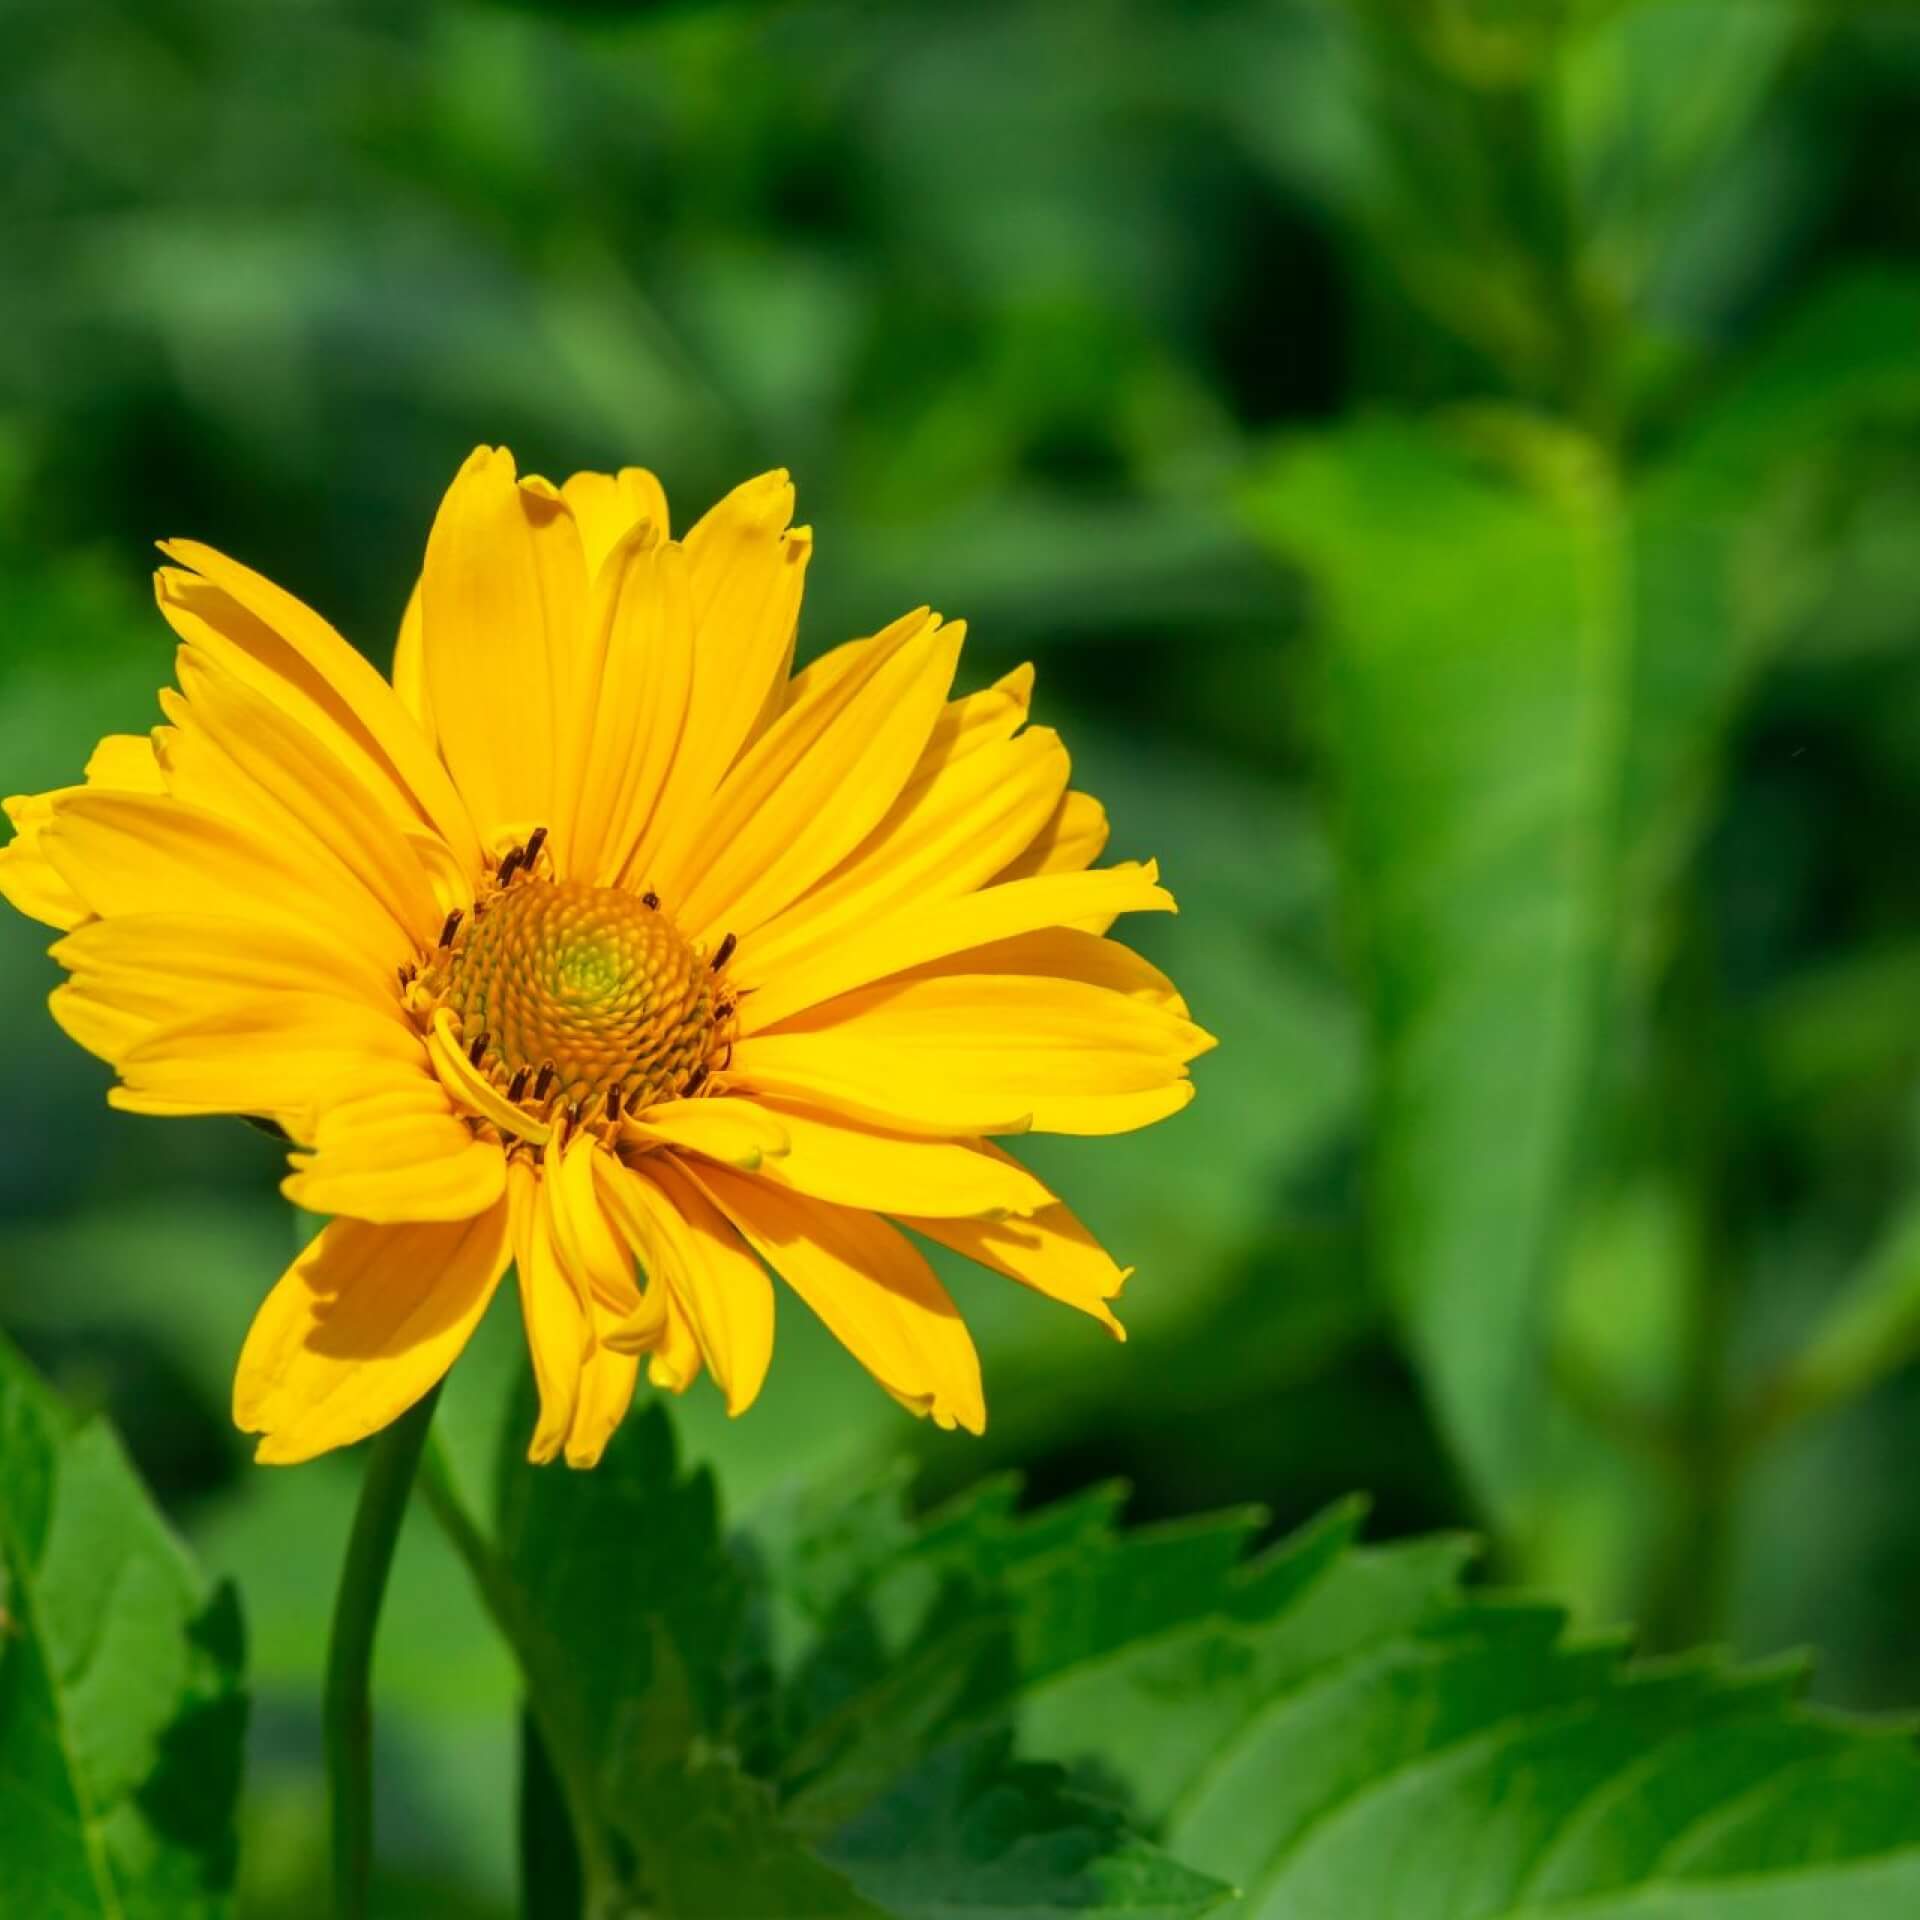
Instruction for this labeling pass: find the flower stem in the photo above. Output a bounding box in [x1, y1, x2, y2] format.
[417, 1432, 618, 1913]
[325, 1383, 444, 1920]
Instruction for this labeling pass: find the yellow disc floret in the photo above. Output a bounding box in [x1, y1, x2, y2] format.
[438, 878, 718, 1119]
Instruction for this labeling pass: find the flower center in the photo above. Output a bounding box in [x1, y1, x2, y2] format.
[428, 874, 722, 1129]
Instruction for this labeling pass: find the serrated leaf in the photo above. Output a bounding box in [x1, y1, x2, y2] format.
[0, 1333, 247, 1919]
[614, 1757, 887, 1920]
[822, 1732, 1231, 1920]
[495, 1392, 740, 1803]
[482, 1392, 1219, 1917]
[762, 1477, 1920, 1919]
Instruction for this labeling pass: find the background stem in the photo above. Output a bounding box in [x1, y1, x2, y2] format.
[324, 1383, 444, 1920]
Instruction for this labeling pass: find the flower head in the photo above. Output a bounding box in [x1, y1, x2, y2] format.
[0, 451, 1212, 1465]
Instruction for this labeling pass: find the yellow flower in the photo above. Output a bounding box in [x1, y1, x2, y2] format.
[0, 450, 1212, 1466]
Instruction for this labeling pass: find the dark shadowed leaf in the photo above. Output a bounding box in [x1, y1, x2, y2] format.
[483, 1393, 1223, 1918]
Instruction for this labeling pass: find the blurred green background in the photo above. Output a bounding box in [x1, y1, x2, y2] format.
[6, 0, 1920, 1911]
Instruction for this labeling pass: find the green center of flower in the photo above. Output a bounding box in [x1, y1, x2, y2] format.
[443, 879, 717, 1114]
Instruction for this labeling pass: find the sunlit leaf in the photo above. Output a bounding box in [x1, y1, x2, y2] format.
[0, 1335, 247, 1919]
[766, 1470, 1920, 1919]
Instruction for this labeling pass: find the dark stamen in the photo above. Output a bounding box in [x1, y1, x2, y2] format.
[496, 848, 523, 887]
[438, 908, 464, 948]
[641, 889, 660, 910]
[507, 1067, 530, 1103]
[605, 1088, 622, 1124]
[710, 931, 737, 971]
[468, 1031, 491, 1067]
[567, 1101, 583, 1133]
[522, 826, 549, 870]
[714, 998, 734, 1021]
[684, 1063, 709, 1097]
[533, 1061, 556, 1101]
[398, 963, 416, 989]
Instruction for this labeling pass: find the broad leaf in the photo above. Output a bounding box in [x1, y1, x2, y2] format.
[760, 1473, 1920, 1919]
[0, 1334, 247, 1919]
[1243, 272, 1920, 1538]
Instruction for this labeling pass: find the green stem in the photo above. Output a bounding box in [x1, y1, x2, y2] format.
[417, 1435, 617, 1914]
[1643, 904, 1744, 1651]
[325, 1383, 444, 1920]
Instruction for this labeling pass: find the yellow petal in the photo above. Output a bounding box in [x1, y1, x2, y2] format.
[736, 724, 1068, 988]
[621, 1096, 790, 1172]
[573, 531, 695, 888]
[0, 736, 165, 932]
[106, 997, 427, 1132]
[509, 1158, 588, 1465]
[691, 1167, 985, 1433]
[738, 865, 1175, 1034]
[392, 578, 431, 730]
[0, 792, 90, 930]
[44, 789, 399, 970]
[564, 1342, 641, 1469]
[751, 1101, 1053, 1218]
[668, 611, 962, 942]
[283, 1083, 505, 1224]
[426, 1008, 552, 1147]
[600, 1156, 774, 1415]
[51, 910, 398, 1060]
[646, 1283, 704, 1393]
[238, 1199, 512, 1464]
[119, 995, 422, 1074]
[714, 1070, 1036, 1139]
[630, 473, 811, 878]
[47, 983, 150, 1063]
[84, 734, 167, 788]
[928, 663, 1035, 759]
[561, 467, 670, 574]
[901, 925, 1190, 1017]
[156, 547, 481, 873]
[403, 823, 478, 922]
[171, 646, 446, 944]
[683, 470, 808, 730]
[418, 447, 591, 860]
[904, 1182, 1129, 1338]
[733, 972, 1209, 1137]
[995, 789, 1110, 882]
[547, 1132, 657, 1340]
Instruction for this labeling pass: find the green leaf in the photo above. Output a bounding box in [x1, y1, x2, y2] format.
[470, 1371, 1920, 1920]
[1245, 411, 1634, 1540]
[0, 1333, 247, 1919]
[467, 1392, 1220, 1918]
[1744, 1194, 1920, 1448]
[821, 1733, 1231, 1920]
[764, 1474, 1920, 1919]
[494, 1389, 740, 1803]
[613, 1757, 887, 1920]
[1241, 271, 1920, 1538]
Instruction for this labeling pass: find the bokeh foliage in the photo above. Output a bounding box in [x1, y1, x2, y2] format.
[6, 0, 1920, 1911]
